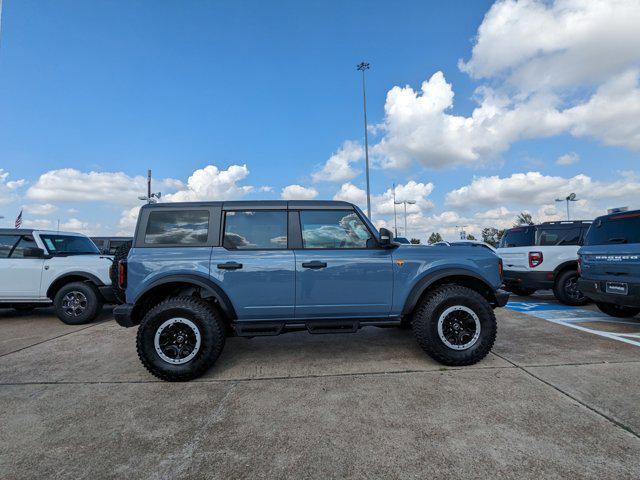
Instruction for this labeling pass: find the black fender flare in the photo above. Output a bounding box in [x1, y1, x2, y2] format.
[47, 272, 105, 298]
[552, 260, 578, 279]
[134, 274, 237, 320]
[401, 268, 496, 315]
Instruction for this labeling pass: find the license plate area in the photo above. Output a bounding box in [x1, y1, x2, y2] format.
[605, 281, 628, 295]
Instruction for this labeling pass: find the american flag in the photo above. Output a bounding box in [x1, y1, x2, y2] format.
[15, 210, 22, 228]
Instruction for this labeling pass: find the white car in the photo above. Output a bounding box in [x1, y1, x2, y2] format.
[0, 229, 115, 324]
[497, 221, 592, 305]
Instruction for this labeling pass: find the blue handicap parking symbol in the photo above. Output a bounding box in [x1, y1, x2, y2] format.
[506, 301, 574, 312]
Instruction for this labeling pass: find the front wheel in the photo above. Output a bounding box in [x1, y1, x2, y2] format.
[412, 285, 497, 366]
[553, 270, 589, 306]
[136, 296, 226, 381]
[54, 282, 103, 325]
[596, 302, 640, 318]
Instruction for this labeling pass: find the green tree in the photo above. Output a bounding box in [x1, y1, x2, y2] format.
[466, 234, 476, 240]
[481, 227, 502, 247]
[427, 232, 443, 244]
[410, 238, 421, 244]
[514, 212, 534, 226]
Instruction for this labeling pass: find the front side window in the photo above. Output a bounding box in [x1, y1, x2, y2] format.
[40, 235, 100, 256]
[300, 210, 372, 249]
[0, 235, 21, 258]
[223, 211, 287, 249]
[145, 210, 209, 245]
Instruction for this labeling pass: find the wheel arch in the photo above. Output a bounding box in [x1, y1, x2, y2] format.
[553, 260, 578, 282]
[47, 272, 104, 299]
[402, 269, 498, 316]
[131, 274, 236, 326]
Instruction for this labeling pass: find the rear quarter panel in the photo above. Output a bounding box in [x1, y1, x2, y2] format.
[125, 247, 213, 302]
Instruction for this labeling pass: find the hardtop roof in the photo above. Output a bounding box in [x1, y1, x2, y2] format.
[140, 200, 357, 210]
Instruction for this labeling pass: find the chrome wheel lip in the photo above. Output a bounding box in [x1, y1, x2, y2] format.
[62, 291, 88, 317]
[437, 305, 481, 351]
[154, 318, 201, 365]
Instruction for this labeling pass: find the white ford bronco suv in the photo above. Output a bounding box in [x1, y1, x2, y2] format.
[497, 221, 592, 305]
[0, 229, 115, 324]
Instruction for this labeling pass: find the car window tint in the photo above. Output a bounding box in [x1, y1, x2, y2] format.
[145, 210, 209, 245]
[585, 213, 640, 245]
[10, 236, 37, 258]
[499, 227, 535, 248]
[537, 228, 581, 246]
[108, 241, 126, 254]
[223, 211, 287, 249]
[0, 235, 20, 258]
[300, 210, 371, 249]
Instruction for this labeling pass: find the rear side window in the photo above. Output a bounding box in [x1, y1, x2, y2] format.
[537, 227, 581, 246]
[499, 227, 535, 248]
[10, 236, 38, 258]
[300, 210, 372, 249]
[145, 210, 210, 245]
[0, 235, 21, 258]
[584, 213, 640, 245]
[223, 211, 287, 249]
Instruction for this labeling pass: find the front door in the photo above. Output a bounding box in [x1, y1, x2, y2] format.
[0, 234, 44, 300]
[294, 209, 393, 319]
[212, 209, 295, 321]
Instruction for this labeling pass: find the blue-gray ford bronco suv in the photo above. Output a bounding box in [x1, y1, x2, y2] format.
[578, 209, 640, 318]
[114, 201, 509, 381]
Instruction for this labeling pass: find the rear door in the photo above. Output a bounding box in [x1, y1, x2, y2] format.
[0, 234, 44, 299]
[293, 208, 393, 319]
[497, 226, 536, 272]
[212, 209, 295, 320]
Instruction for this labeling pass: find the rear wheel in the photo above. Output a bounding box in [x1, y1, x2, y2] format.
[54, 282, 103, 325]
[596, 302, 640, 318]
[412, 285, 497, 366]
[553, 270, 588, 306]
[136, 296, 225, 381]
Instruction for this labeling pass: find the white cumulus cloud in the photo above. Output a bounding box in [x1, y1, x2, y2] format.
[312, 141, 363, 183]
[280, 184, 319, 200]
[0, 170, 25, 204]
[556, 152, 580, 166]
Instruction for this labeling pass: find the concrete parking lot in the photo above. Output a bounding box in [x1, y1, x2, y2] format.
[1, 295, 639, 479]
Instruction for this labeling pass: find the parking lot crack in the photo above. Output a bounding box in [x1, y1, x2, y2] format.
[491, 351, 640, 440]
[147, 381, 238, 480]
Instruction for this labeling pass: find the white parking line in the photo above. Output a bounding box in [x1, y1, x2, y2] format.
[506, 301, 640, 347]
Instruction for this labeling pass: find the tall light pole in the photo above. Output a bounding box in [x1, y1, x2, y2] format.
[395, 200, 416, 237]
[357, 62, 371, 220]
[392, 183, 398, 237]
[555, 193, 578, 220]
[138, 169, 162, 204]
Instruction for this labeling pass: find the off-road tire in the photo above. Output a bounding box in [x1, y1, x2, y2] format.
[109, 241, 132, 304]
[554, 270, 589, 306]
[509, 287, 537, 297]
[54, 281, 103, 325]
[136, 296, 225, 381]
[596, 302, 640, 318]
[412, 285, 497, 366]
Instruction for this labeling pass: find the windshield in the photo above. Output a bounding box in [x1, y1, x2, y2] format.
[584, 213, 640, 245]
[40, 235, 100, 255]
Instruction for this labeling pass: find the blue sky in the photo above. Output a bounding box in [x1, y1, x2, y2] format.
[1, 0, 640, 239]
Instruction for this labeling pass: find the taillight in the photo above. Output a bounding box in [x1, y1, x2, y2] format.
[577, 256, 582, 275]
[118, 261, 127, 289]
[498, 258, 503, 280]
[529, 251, 543, 268]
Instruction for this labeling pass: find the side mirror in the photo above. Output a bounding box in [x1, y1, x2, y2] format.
[23, 247, 46, 259]
[379, 227, 394, 247]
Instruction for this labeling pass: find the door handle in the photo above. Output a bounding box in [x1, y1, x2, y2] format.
[217, 262, 243, 270]
[302, 261, 327, 269]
